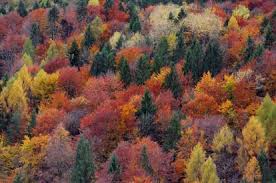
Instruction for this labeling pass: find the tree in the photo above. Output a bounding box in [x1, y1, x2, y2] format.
[201, 157, 220, 183]
[173, 28, 185, 62]
[140, 146, 154, 175]
[23, 38, 35, 58]
[135, 55, 151, 85]
[136, 90, 157, 137]
[13, 173, 23, 183]
[48, 6, 60, 39]
[76, 0, 88, 22]
[212, 125, 233, 153]
[186, 143, 206, 182]
[129, 10, 141, 33]
[203, 39, 223, 76]
[264, 23, 274, 50]
[71, 135, 95, 183]
[153, 37, 169, 73]
[243, 157, 262, 183]
[183, 37, 204, 83]
[17, 1, 28, 17]
[6, 111, 21, 143]
[68, 40, 81, 71]
[242, 117, 267, 157]
[163, 113, 181, 151]
[83, 24, 94, 48]
[177, 8, 187, 20]
[90, 43, 115, 76]
[243, 36, 255, 63]
[258, 151, 274, 183]
[118, 57, 131, 87]
[163, 66, 182, 98]
[27, 109, 36, 136]
[108, 154, 120, 174]
[30, 23, 43, 47]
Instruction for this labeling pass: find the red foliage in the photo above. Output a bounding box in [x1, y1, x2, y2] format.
[44, 57, 70, 74]
[115, 47, 148, 65]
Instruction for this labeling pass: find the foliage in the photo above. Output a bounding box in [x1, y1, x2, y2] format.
[212, 125, 234, 153]
[201, 157, 220, 183]
[135, 55, 151, 85]
[163, 66, 182, 98]
[232, 5, 250, 19]
[243, 157, 262, 183]
[163, 113, 181, 151]
[118, 57, 131, 87]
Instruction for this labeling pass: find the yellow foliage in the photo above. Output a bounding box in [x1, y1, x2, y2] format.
[167, 33, 177, 53]
[149, 67, 171, 85]
[109, 32, 122, 49]
[31, 70, 59, 99]
[88, 0, 99, 6]
[222, 75, 236, 99]
[219, 100, 233, 114]
[120, 102, 137, 122]
[201, 157, 220, 183]
[212, 125, 234, 153]
[22, 53, 33, 66]
[195, 71, 216, 93]
[243, 157, 262, 183]
[233, 5, 250, 19]
[228, 16, 239, 30]
[20, 135, 49, 168]
[16, 65, 32, 92]
[242, 117, 267, 157]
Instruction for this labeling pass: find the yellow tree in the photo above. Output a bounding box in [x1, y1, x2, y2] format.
[31, 70, 59, 99]
[16, 65, 32, 92]
[201, 157, 220, 183]
[228, 16, 239, 30]
[242, 117, 267, 157]
[212, 125, 234, 153]
[22, 53, 33, 66]
[243, 157, 262, 183]
[185, 143, 206, 182]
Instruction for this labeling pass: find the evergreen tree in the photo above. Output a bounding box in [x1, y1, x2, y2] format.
[13, 173, 23, 183]
[119, 57, 131, 87]
[260, 17, 269, 34]
[244, 36, 255, 63]
[48, 6, 60, 39]
[264, 23, 274, 49]
[129, 11, 141, 33]
[135, 55, 151, 85]
[153, 37, 169, 73]
[108, 154, 121, 174]
[32, 1, 40, 10]
[163, 113, 181, 151]
[83, 24, 94, 48]
[177, 8, 187, 20]
[258, 151, 274, 183]
[183, 37, 204, 83]
[76, 0, 88, 22]
[253, 44, 264, 59]
[168, 12, 174, 21]
[90, 43, 115, 76]
[116, 35, 123, 50]
[203, 39, 223, 76]
[30, 23, 43, 47]
[140, 146, 154, 175]
[27, 109, 36, 136]
[136, 90, 157, 137]
[23, 38, 35, 58]
[17, 1, 28, 17]
[68, 40, 81, 71]
[163, 66, 182, 98]
[7, 111, 21, 143]
[71, 135, 95, 183]
[174, 28, 185, 62]
[104, 0, 114, 19]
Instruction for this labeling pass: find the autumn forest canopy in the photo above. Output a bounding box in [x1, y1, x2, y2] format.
[0, 0, 275, 182]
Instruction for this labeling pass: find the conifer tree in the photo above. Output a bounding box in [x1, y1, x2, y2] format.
[140, 146, 154, 175]
[71, 135, 95, 183]
[68, 40, 81, 71]
[7, 111, 21, 143]
[163, 66, 182, 98]
[264, 23, 274, 49]
[258, 151, 274, 183]
[153, 37, 169, 73]
[76, 0, 88, 22]
[104, 0, 114, 19]
[23, 38, 35, 58]
[136, 90, 157, 137]
[27, 109, 36, 136]
[135, 55, 151, 85]
[174, 28, 185, 62]
[17, 1, 28, 17]
[177, 8, 187, 20]
[253, 44, 264, 58]
[129, 11, 141, 33]
[244, 36, 255, 63]
[83, 24, 94, 48]
[32, 1, 40, 10]
[119, 57, 131, 87]
[183, 37, 204, 83]
[186, 143, 206, 182]
[163, 113, 181, 151]
[201, 157, 220, 183]
[90, 43, 115, 76]
[30, 23, 43, 47]
[48, 6, 60, 39]
[108, 154, 121, 182]
[203, 39, 223, 76]
[13, 173, 23, 183]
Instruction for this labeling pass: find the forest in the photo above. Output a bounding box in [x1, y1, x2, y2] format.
[0, 0, 275, 182]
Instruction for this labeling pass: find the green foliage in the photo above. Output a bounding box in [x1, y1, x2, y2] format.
[13, 173, 24, 183]
[140, 146, 153, 175]
[48, 6, 59, 39]
[163, 113, 181, 151]
[244, 36, 255, 63]
[71, 135, 95, 183]
[135, 55, 151, 85]
[118, 57, 132, 87]
[17, 1, 27, 17]
[27, 109, 37, 136]
[68, 41, 81, 70]
[129, 10, 141, 33]
[258, 151, 274, 183]
[136, 90, 157, 117]
[153, 37, 169, 73]
[173, 28, 185, 62]
[163, 66, 182, 98]
[30, 23, 43, 47]
[108, 154, 120, 174]
[7, 111, 21, 144]
[83, 24, 95, 48]
[264, 23, 274, 49]
[76, 0, 88, 22]
[90, 43, 115, 76]
[23, 38, 35, 58]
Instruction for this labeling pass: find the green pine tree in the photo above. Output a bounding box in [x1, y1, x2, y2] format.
[244, 36, 255, 63]
[174, 28, 185, 62]
[163, 113, 181, 151]
[253, 44, 264, 58]
[76, 0, 88, 22]
[203, 39, 223, 76]
[68, 40, 81, 71]
[17, 1, 28, 17]
[135, 55, 151, 85]
[7, 111, 21, 144]
[48, 6, 60, 39]
[129, 12, 141, 33]
[153, 37, 169, 73]
[258, 151, 274, 183]
[13, 173, 23, 183]
[27, 109, 36, 136]
[30, 23, 43, 47]
[136, 90, 157, 117]
[140, 146, 154, 175]
[90, 43, 115, 76]
[23, 38, 35, 58]
[71, 135, 95, 183]
[264, 23, 274, 49]
[108, 154, 121, 174]
[119, 57, 132, 87]
[32, 1, 40, 10]
[177, 8, 187, 20]
[163, 66, 182, 98]
[183, 37, 204, 83]
[83, 24, 95, 48]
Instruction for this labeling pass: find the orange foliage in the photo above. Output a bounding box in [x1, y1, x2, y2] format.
[40, 91, 71, 112]
[115, 47, 146, 65]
